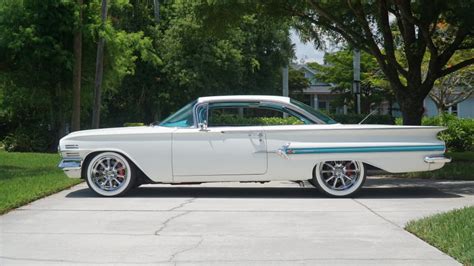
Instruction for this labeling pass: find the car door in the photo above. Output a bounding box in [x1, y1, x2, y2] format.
[172, 125, 267, 177]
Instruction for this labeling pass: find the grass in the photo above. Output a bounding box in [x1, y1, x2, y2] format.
[0, 149, 82, 214]
[401, 151, 474, 180]
[406, 206, 474, 265]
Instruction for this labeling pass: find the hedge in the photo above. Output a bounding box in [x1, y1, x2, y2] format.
[396, 114, 474, 152]
[330, 113, 395, 125]
[209, 114, 304, 126]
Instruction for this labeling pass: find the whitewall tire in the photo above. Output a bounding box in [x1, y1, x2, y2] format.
[311, 160, 366, 197]
[85, 152, 135, 197]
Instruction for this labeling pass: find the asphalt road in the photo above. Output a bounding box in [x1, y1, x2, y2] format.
[1, 177, 473, 265]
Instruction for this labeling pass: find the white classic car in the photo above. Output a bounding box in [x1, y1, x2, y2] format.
[59, 95, 450, 197]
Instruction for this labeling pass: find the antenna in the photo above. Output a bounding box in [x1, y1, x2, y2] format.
[358, 104, 380, 124]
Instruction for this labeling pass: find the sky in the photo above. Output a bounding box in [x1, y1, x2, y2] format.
[290, 30, 326, 64]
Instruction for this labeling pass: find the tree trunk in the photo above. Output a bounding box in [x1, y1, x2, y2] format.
[437, 105, 445, 116]
[91, 0, 107, 129]
[71, 0, 83, 132]
[399, 96, 425, 125]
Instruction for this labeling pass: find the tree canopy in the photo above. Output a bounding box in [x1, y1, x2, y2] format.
[309, 49, 392, 113]
[200, 0, 474, 124]
[0, 0, 292, 151]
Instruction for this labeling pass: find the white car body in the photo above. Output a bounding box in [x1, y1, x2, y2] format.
[58, 95, 450, 195]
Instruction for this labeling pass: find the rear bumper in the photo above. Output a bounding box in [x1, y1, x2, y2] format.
[424, 155, 452, 164]
[58, 158, 82, 178]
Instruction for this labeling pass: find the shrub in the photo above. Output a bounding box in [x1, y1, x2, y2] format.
[209, 114, 304, 126]
[423, 115, 473, 152]
[2, 126, 51, 152]
[123, 122, 145, 127]
[397, 114, 473, 152]
[331, 113, 395, 124]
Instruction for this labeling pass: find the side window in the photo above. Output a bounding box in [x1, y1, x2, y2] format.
[207, 102, 310, 127]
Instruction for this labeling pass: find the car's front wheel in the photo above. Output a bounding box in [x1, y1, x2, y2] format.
[86, 152, 135, 197]
[310, 160, 366, 197]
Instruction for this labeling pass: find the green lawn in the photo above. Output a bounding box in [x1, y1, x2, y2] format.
[402, 151, 474, 180]
[0, 150, 82, 214]
[406, 206, 474, 265]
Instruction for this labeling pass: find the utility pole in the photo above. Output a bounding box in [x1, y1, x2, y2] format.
[353, 49, 361, 114]
[71, 0, 83, 132]
[153, 0, 160, 23]
[282, 65, 289, 97]
[91, 0, 107, 129]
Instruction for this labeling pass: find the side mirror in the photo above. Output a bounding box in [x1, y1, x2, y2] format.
[198, 121, 208, 131]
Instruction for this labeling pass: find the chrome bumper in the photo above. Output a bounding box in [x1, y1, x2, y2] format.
[58, 158, 82, 178]
[424, 155, 452, 164]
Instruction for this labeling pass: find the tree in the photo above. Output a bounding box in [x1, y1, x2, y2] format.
[291, 0, 474, 124]
[201, 1, 474, 124]
[429, 68, 473, 114]
[288, 68, 310, 101]
[309, 49, 392, 113]
[71, 0, 83, 132]
[0, 0, 159, 150]
[91, 0, 108, 129]
[154, 1, 293, 118]
[0, 0, 77, 150]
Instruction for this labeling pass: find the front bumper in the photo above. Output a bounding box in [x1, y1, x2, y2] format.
[424, 155, 452, 164]
[58, 158, 82, 178]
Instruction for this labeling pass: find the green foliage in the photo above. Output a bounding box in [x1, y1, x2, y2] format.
[406, 206, 474, 265]
[3, 127, 51, 152]
[0, 0, 161, 151]
[101, 1, 292, 127]
[308, 50, 393, 114]
[209, 114, 304, 126]
[330, 114, 395, 125]
[156, 1, 291, 115]
[288, 68, 310, 102]
[401, 151, 474, 180]
[0, 149, 82, 214]
[424, 115, 474, 152]
[396, 115, 474, 152]
[199, 1, 474, 125]
[123, 122, 145, 127]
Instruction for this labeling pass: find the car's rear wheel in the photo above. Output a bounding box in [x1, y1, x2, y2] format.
[310, 160, 366, 197]
[86, 152, 135, 197]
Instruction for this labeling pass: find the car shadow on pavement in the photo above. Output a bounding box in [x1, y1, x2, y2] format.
[66, 186, 462, 199]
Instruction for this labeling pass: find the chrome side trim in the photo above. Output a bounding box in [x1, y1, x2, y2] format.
[424, 155, 452, 164]
[276, 144, 445, 156]
[58, 158, 82, 178]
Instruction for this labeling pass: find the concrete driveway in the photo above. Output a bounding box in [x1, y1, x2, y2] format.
[1, 177, 473, 265]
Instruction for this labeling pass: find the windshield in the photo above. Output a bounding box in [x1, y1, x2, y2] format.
[290, 99, 338, 124]
[159, 100, 197, 127]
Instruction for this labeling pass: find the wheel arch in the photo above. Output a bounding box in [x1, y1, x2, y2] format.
[81, 149, 150, 183]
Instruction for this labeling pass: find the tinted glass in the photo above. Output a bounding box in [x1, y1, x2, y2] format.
[290, 99, 338, 124]
[207, 102, 309, 127]
[159, 100, 196, 127]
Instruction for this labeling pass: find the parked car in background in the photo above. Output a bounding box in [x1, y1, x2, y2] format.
[59, 95, 450, 197]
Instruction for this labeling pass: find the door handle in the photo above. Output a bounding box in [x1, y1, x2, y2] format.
[253, 132, 264, 142]
[219, 131, 264, 142]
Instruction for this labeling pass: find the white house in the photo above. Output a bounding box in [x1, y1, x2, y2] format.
[292, 64, 345, 113]
[424, 96, 474, 118]
[295, 63, 474, 118]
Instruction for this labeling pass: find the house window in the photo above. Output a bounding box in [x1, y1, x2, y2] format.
[444, 104, 459, 116]
[318, 101, 327, 110]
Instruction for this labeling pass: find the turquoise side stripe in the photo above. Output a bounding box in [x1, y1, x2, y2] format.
[286, 145, 445, 154]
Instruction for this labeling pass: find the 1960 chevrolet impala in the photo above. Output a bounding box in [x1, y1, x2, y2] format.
[58, 95, 451, 197]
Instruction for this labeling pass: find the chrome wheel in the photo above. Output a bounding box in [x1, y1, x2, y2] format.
[86, 152, 134, 196]
[91, 155, 128, 191]
[313, 160, 366, 197]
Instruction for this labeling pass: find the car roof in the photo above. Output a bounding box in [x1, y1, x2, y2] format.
[197, 95, 291, 104]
